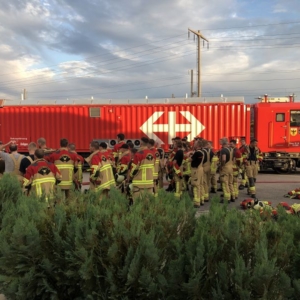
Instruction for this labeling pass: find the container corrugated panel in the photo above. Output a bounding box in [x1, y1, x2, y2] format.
[0, 102, 250, 153]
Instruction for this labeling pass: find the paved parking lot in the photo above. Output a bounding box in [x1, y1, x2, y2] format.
[195, 171, 300, 213]
[81, 171, 300, 211]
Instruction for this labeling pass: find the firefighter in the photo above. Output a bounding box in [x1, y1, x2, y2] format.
[115, 144, 131, 188]
[23, 149, 62, 204]
[243, 138, 263, 198]
[172, 140, 184, 198]
[128, 137, 155, 201]
[202, 140, 214, 202]
[182, 142, 192, 191]
[113, 133, 126, 164]
[209, 141, 219, 193]
[68, 143, 84, 191]
[238, 137, 248, 190]
[165, 138, 177, 192]
[219, 137, 234, 203]
[85, 141, 100, 191]
[148, 139, 160, 197]
[155, 141, 165, 190]
[190, 139, 204, 207]
[229, 139, 242, 201]
[37, 137, 55, 158]
[90, 142, 116, 199]
[0, 141, 24, 183]
[48, 138, 78, 199]
[19, 142, 37, 175]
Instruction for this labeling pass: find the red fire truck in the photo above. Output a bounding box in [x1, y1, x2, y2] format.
[0, 95, 298, 173]
[251, 94, 298, 173]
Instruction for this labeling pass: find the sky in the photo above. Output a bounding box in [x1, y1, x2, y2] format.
[0, 0, 300, 104]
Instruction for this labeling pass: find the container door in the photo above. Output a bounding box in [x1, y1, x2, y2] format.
[289, 110, 300, 147]
[272, 111, 287, 148]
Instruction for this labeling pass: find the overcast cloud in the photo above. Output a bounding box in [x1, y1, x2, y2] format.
[0, 0, 300, 103]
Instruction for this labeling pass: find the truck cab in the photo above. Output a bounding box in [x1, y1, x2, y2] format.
[253, 95, 299, 173]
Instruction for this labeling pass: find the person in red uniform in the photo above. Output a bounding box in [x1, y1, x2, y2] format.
[165, 138, 179, 192]
[115, 144, 132, 196]
[128, 137, 155, 201]
[148, 139, 160, 197]
[37, 137, 55, 159]
[113, 133, 126, 164]
[48, 138, 78, 199]
[172, 140, 184, 198]
[238, 137, 248, 190]
[90, 142, 115, 199]
[229, 139, 242, 201]
[68, 143, 85, 191]
[116, 144, 131, 184]
[23, 149, 62, 204]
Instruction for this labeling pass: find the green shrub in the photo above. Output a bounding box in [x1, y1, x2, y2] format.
[0, 177, 300, 299]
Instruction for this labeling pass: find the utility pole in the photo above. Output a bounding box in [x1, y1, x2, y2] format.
[188, 28, 209, 97]
[190, 69, 193, 97]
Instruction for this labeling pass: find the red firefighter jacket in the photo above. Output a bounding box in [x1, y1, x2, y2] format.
[117, 151, 131, 175]
[48, 148, 77, 190]
[23, 159, 62, 201]
[130, 147, 155, 188]
[90, 150, 115, 192]
[113, 141, 126, 161]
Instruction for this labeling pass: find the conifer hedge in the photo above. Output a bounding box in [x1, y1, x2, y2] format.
[1, 174, 300, 299]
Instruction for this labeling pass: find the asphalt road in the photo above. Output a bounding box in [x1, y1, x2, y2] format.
[194, 171, 300, 214]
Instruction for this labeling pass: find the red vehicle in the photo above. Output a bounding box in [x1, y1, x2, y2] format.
[251, 94, 299, 173]
[0, 95, 299, 172]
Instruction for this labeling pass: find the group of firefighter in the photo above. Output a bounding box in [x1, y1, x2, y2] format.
[0, 133, 263, 206]
[163, 136, 263, 207]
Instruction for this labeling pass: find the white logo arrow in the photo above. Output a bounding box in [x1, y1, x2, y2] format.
[140, 111, 205, 144]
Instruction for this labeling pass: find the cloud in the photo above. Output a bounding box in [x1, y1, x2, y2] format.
[0, 0, 300, 104]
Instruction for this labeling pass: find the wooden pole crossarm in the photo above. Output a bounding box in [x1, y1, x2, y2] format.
[188, 28, 209, 43]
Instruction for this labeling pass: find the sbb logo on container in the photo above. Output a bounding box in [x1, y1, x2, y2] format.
[140, 111, 205, 144]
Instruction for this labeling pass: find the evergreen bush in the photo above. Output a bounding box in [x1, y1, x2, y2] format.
[0, 176, 300, 299]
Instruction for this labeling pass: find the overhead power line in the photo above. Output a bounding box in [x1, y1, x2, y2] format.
[202, 20, 300, 31]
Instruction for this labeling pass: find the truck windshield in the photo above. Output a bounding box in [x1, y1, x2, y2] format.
[290, 110, 300, 126]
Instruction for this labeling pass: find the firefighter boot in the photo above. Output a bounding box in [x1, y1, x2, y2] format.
[239, 184, 245, 190]
[193, 187, 200, 208]
[165, 184, 173, 192]
[210, 187, 216, 193]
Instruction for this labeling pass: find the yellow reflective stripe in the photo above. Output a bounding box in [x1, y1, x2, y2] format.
[142, 168, 146, 182]
[139, 164, 153, 168]
[31, 178, 56, 199]
[58, 181, 73, 186]
[100, 164, 112, 171]
[95, 179, 115, 191]
[130, 163, 137, 177]
[32, 178, 56, 185]
[132, 183, 153, 187]
[23, 177, 30, 188]
[57, 164, 74, 169]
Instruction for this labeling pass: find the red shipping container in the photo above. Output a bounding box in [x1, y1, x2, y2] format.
[0, 98, 249, 153]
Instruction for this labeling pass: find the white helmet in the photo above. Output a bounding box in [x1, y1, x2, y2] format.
[115, 174, 125, 183]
